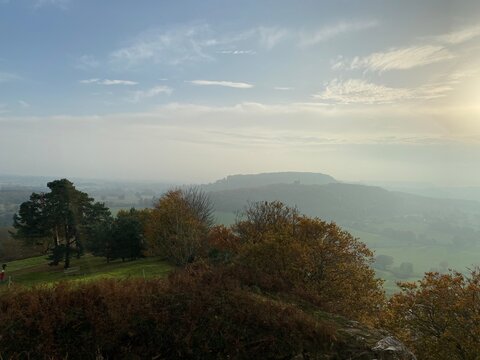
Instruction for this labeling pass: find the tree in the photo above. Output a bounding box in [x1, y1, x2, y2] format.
[86, 217, 115, 262]
[391, 262, 414, 278]
[145, 188, 214, 265]
[374, 254, 394, 270]
[232, 201, 385, 323]
[112, 208, 146, 261]
[12, 179, 110, 268]
[383, 269, 480, 359]
[87, 208, 146, 262]
[234, 200, 298, 243]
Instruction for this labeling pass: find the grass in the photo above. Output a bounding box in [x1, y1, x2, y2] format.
[1, 254, 173, 288]
[346, 227, 480, 295]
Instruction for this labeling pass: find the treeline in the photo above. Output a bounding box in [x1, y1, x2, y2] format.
[7, 179, 480, 359]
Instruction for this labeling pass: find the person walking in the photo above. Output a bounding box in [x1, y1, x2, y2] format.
[0, 263, 6, 282]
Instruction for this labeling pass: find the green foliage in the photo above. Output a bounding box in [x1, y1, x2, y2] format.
[395, 262, 414, 278]
[87, 208, 147, 262]
[12, 179, 110, 268]
[374, 254, 394, 270]
[4, 254, 172, 287]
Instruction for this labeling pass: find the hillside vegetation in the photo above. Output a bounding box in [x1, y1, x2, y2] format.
[2, 177, 480, 358]
[205, 174, 480, 289]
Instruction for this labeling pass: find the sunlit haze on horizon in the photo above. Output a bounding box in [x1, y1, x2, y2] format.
[1, 0, 480, 185]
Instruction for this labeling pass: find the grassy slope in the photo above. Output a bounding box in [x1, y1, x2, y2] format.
[347, 227, 480, 294]
[2, 254, 173, 287]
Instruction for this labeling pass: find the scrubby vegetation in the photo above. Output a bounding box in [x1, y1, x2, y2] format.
[382, 268, 480, 359]
[1, 178, 478, 359]
[0, 267, 341, 359]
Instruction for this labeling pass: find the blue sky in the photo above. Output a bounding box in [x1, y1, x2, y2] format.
[1, 0, 480, 184]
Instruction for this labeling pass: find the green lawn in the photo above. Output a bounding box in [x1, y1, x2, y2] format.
[1, 254, 173, 288]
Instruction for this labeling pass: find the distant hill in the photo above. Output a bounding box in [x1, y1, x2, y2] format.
[202, 171, 337, 191]
[207, 175, 480, 284]
[378, 185, 480, 203]
[209, 182, 480, 223]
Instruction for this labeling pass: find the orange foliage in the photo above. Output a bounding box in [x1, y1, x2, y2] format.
[0, 265, 337, 359]
[382, 269, 480, 359]
[227, 201, 385, 323]
[145, 190, 209, 265]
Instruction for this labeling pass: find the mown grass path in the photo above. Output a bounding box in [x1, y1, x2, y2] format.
[1, 254, 173, 288]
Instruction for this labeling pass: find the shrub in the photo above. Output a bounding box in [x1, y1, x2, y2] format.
[230, 202, 385, 323]
[382, 269, 480, 360]
[0, 265, 337, 359]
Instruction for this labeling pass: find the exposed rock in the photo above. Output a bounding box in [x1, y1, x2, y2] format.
[303, 310, 416, 359]
[372, 336, 416, 360]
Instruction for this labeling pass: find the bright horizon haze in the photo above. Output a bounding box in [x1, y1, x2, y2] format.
[1, 0, 480, 185]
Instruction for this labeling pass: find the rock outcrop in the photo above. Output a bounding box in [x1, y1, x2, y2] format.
[301, 310, 416, 359]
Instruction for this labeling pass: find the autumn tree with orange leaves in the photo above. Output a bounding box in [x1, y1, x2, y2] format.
[230, 201, 385, 323]
[145, 188, 214, 265]
[382, 269, 480, 360]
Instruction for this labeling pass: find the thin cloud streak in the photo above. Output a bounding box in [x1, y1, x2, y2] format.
[80, 79, 138, 86]
[334, 45, 455, 72]
[257, 26, 290, 49]
[216, 50, 256, 55]
[300, 20, 378, 47]
[110, 23, 216, 67]
[129, 85, 173, 102]
[434, 24, 480, 45]
[188, 80, 254, 88]
[108, 20, 375, 69]
[313, 78, 453, 104]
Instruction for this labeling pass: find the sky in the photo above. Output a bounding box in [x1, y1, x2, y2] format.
[1, 0, 480, 185]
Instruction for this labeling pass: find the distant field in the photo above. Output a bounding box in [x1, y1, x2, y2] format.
[349, 228, 480, 272]
[347, 227, 480, 295]
[1, 254, 173, 288]
[214, 211, 237, 226]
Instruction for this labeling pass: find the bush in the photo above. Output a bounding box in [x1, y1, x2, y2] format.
[145, 188, 213, 265]
[382, 268, 480, 359]
[230, 202, 385, 323]
[0, 265, 337, 359]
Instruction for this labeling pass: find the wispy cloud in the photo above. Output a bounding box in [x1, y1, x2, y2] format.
[75, 55, 99, 70]
[216, 49, 256, 55]
[79, 78, 138, 85]
[274, 86, 294, 91]
[129, 85, 173, 102]
[257, 26, 290, 49]
[334, 45, 454, 72]
[313, 78, 452, 104]
[434, 24, 480, 45]
[188, 80, 254, 89]
[110, 23, 216, 67]
[109, 20, 375, 68]
[18, 100, 30, 108]
[300, 20, 378, 47]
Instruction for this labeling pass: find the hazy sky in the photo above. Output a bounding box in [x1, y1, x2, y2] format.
[1, 0, 480, 185]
